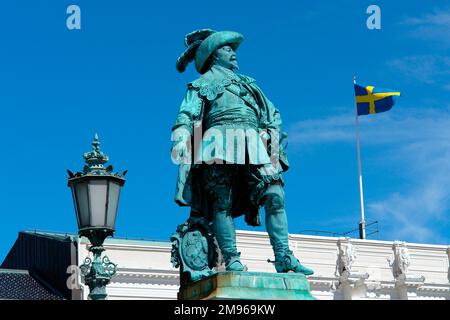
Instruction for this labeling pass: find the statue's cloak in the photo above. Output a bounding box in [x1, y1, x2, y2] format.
[172, 66, 289, 226]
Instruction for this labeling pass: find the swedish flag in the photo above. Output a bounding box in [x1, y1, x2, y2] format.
[354, 84, 401, 116]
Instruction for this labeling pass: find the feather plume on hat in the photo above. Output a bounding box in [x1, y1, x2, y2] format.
[176, 29, 216, 73]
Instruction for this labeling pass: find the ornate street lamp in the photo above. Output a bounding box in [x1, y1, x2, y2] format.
[67, 134, 126, 300]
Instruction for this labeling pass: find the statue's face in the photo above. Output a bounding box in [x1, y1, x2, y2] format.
[213, 45, 238, 70]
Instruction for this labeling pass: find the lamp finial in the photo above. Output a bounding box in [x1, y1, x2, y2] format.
[83, 133, 109, 174]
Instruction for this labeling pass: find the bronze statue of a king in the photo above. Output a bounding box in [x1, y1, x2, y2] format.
[171, 29, 313, 276]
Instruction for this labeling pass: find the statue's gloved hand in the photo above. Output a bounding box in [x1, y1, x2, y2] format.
[174, 142, 185, 158]
[171, 140, 190, 164]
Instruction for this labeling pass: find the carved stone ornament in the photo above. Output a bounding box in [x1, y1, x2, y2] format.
[332, 238, 370, 299]
[388, 241, 425, 290]
[446, 246, 450, 283]
[388, 241, 411, 279]
[335, 237, 357, 278]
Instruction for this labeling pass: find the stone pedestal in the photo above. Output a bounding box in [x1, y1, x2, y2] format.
[178, 271, 315, 300]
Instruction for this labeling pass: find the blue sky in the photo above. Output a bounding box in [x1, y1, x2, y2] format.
[0, 1, 449, 261]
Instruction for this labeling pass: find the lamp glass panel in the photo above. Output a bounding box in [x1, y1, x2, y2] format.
[106, 181, 121, 229]
[88, 179, 108, 227]
[74, 182, 89, 229]
[71, 188, 81, 227]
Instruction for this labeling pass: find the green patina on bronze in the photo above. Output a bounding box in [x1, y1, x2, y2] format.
[171, 29, 314, 290]
[178, 271, 315, 300]
[171, 217, 218, 282]
[79, 229, 117, 300]
[68, 135, 126, 300]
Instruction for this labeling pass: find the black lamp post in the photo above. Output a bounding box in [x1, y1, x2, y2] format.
[67, 134, 126, 300]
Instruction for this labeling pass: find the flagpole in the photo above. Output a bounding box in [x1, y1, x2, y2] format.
[354, 76, 366, 240]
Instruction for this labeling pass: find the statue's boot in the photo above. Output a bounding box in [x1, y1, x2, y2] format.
[273, 249, 314, 275]
[213, 210, 246, 272]
[264, 188, 314, 275]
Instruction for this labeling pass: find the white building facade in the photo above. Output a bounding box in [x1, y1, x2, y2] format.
[75, 230, 450, 300]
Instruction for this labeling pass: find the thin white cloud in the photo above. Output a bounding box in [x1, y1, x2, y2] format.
[288, 114, 354, 145]
[402, 9, 450, 27]
[400, 7, 450, 46]
[394, 8, 450, 90]
[287, 108, 450, 244]
[289, 109, 450, 147]
[387, 55, 450, 85]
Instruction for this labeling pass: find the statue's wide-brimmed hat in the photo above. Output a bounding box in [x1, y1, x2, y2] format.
[176, 29, 244, 74]
[195, 31, 243, 73]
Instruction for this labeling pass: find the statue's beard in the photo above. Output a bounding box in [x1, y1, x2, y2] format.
[212, 60, 238, 71]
